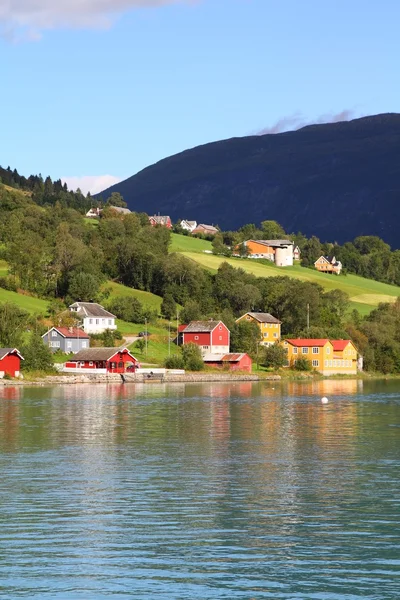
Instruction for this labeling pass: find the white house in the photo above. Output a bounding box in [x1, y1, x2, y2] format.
[69, 302, 117, 334]
[180, 220, 197, 232]
[86, 207, 101, 218]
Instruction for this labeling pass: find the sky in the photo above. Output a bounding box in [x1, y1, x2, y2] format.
[1, 0, 400, 194]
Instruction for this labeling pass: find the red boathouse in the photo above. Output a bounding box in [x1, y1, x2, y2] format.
[0, 348, 24, 378]
[203, 353, 252, 373]
[65, 347, 140, 373]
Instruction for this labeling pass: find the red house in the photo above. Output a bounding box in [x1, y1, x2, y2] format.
[149, 215, 172, 228]
[182, 321, 230, 356]
[65, 347, 140, 374]
[0, 348, 24, 378]
[203, 353, 252, 373]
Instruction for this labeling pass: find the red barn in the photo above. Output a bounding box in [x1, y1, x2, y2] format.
[0, 348, 24, 378]
[149, 215, 172, 228]
[65, 347, 139, 374]
[203, 353, 252, 373]
[182, 321, 230, 355]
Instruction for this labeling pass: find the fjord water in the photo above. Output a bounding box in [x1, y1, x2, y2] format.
[0, 381, 399, 599]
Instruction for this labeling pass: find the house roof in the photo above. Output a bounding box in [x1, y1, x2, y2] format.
[239, 312, 281, 324]
[183, 320, 224, 333]
[247, 239, 293, 248]
[193, 224, 219, 233]
[0, 348, 24, 361]
[178, 324, 187, 333]
[43, 327, 90, 339]
[150, 215, 171, 225]
[315, 256, 341, 266]
[69, 302, 116, 318]
[203, 353, 249, 362]
[331, 340, 353, 352]
[285, 339, 330, 347]
[108, 206, 131, 214]
[70, 347, 137, 362]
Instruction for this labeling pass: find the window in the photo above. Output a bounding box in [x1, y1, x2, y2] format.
[326, 347, 330, 354]
[49, 341, 60, 348]
[108, 319, 112, 326]
[329, 360, 332, 367]
[293, 347, 298, 354]
[219, 325, 222, 330]
[219, 336, 222, 340]
[312, 347, 319, 354]
[325, 360, 328, 367]
[89, 319, 93, 324]
[263, 333, 268, 338]
[284, 359, 290, 367]
[102, 319, 105, 324]
[67, 341, 72, 349]
[302, 347, 308, 354]
[194, 336, 199, 340]
[52, 330, 57, 337]
[312, 360, 319, 367]
[82, 341, 87, 348]
[89, 361, 93, 366]
[273, 333, 278, 338]
[95, 319, 99, 325]
[246, 316, 251, 320]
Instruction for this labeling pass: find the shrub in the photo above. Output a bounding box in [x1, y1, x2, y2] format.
[262, 344, 287, 369]
[294, 357, 312, 371]
[182, 343, 204, 371]
[0, 276, 17, 292]
[164, 354, 185, 369]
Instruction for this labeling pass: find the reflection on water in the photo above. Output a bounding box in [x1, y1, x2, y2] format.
[0, 380, 399, 599]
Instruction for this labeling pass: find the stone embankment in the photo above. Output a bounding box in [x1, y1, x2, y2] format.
[0, 373, 281, 386]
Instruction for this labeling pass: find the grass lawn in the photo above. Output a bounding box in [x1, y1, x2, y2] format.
[170, 233, 213, 253]
[104, 281, 162, 311]
[0, 288, 49, 314]
[83, 217, 99, 227]
[180, 252, 400, 314]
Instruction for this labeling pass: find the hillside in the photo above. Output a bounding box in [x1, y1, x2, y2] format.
[99, 114, 400, 247]
[169, 234, 400, 315]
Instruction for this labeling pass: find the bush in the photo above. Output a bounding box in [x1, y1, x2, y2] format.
[262, 344, 287, 369]
[164, 354, 185, 369]
[22, 332, 54, 373]
[294, 357, 313, 371]
[182, 343, 204, 371]
[108, 296, 145, 323]
[0, 276, 17, 292]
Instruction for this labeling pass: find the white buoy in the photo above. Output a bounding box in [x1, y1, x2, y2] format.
[321, 397, 329, 404]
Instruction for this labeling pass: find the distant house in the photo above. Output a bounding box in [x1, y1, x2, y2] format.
[64, 347, 139, 374]
[236, 240, 294, 266]
[42, 327, 90, 354]
[203, 353, 252, 373]
[236, 312, 281, 346]
[182, 320, 230, 356]
[314, 256, 342, 275]
[293, 245, 301, 261]
[69, 302, 117, 334]
[192, 224, 219, 236]
[86, 207, 101, 218]
[106, 206, 131, 215]
[180, 220, 197, 232]
[149, 215, 172, 228]
[281, 338, 358, 375]
[0, 348, 24, 378]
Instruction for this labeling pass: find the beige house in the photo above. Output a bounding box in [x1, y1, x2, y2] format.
[315, 256, 342, 274]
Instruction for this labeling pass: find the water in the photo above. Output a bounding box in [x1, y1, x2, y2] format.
[0, 379, 399, 599]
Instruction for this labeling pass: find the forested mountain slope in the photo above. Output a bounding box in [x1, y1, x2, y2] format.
[99, 114, 400, 247]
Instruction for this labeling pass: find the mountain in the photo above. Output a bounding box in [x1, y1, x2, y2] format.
[99, 114, 400, 246]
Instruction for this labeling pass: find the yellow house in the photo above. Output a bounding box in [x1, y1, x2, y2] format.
[282, 339, 358, 375]
[236, 312, 281, 346]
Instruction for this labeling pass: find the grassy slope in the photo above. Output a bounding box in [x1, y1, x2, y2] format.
[170, 233, 213, 253]
[105, 281, 162, 311]
[177, 249, 400, 314]
[0, 288, 49, 313]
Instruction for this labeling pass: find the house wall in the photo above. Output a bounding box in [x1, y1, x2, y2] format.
[183, 332, 212, 354]
[205, 355, 252, 373]
[275, 246, 293, 267]
[66, 352, 138, 374]
[0, 354, 21, 378]
[282, 341, 357, 375]
[83, 316, 116, 334]
[237, 315, 281, 346]
[43, 331, 89, 353]
[245, 240, 275, 258]
[211, 325, 230, 352]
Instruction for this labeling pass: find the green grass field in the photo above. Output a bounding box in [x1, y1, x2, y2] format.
[170, 233, 213, 253]
[105, 281, 162, 311]
[178, 251, 400, 314]
[0, 288, 49, 314]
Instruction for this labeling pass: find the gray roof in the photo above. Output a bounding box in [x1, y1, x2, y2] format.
[253, 239, 294, 247]
[109, 206, 131, 214]
[69, 302, 116, 318]
[239, 312, 281, 324]
[0, 348, 24, 360]
[71, 347, 136, 361]
[183, 320, 223, 333]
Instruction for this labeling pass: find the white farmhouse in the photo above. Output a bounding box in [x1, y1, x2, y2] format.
[69, 302, 117, 334]
[180, 220, 197, 232]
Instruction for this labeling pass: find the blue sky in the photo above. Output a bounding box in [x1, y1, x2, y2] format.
[1, 0, 399, 194]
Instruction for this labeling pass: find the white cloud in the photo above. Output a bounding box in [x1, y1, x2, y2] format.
[0, 0, 195, 40]
[62, 174, 121, 195]
[258, 109, 360, 135]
